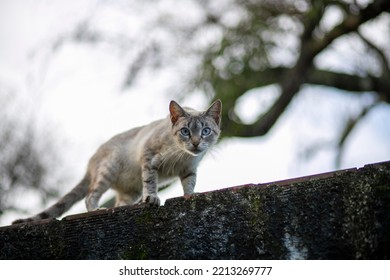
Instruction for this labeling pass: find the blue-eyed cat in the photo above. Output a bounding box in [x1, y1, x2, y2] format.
[13, 99, 222, 224]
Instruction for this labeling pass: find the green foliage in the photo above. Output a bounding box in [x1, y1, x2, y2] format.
[196, 0, 390, 141]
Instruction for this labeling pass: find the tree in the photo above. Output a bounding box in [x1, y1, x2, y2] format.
[195, 0, 390, 165]
[0, 87, 62, 219]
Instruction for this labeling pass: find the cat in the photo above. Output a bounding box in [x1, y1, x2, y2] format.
[12, 99, 222, 224]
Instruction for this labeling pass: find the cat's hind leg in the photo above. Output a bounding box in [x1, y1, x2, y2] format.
[85, 164, 118, 211]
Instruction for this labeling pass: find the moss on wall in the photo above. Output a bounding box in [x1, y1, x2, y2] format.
[1, 161, 389, 260]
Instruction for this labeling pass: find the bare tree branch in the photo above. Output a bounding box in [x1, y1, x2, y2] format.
[357, 30, 390, 77]
[213, 0, 390, 138]
[335, 101, 379, 168]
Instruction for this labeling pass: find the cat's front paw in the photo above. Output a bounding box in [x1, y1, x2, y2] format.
[145, 194, 161, 206]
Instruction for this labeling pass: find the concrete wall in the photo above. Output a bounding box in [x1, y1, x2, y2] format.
[1, 161, 389, 259]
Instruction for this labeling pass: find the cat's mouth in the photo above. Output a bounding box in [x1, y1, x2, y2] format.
[186, 147, 203, 156]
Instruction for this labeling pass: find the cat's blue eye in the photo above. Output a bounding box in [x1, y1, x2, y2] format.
[201, 127, 211, 136]
[180, 128, 190, 136]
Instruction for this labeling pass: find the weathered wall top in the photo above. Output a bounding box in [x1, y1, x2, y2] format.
[1, 161, 389, 260]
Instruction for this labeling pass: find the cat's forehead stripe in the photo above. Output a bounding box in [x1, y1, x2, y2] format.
[187, 119, 204, 129]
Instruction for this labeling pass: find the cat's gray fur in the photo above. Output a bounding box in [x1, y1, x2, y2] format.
[13, 100, 222, 224]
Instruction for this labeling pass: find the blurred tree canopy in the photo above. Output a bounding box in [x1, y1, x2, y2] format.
[191, 0, 390, 164]
[0, 89, 61, 217]
[199, 0, 390, 137]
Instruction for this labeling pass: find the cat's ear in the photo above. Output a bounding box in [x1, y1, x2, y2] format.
[169, 100, 186, 124]
[206, 99, 222, 126]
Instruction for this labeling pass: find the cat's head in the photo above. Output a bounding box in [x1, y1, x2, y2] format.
[169, 100, 222, 156]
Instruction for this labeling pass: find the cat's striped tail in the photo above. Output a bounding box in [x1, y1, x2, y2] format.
[12, 176, 90, 224]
